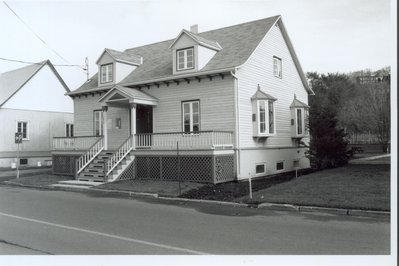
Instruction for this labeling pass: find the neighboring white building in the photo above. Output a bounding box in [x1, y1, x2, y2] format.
[0, 60, 73, 168]
[53, 15, 313, 183]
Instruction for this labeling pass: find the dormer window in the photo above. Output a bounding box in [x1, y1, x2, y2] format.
[177, 48, 194, 71]
[101, 63, 113, 83]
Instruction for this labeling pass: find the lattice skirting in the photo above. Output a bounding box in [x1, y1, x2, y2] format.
[123, 154, 235, 184]
[52, 155, 79, 176]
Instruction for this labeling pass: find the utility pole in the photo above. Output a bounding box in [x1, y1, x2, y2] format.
[84, 57, 89, 80]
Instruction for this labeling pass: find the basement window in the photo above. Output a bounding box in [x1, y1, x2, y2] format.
[255, 163, 266, 175]
[276, 161, 284, 171]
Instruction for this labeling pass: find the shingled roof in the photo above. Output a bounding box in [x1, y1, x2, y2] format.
[71, 15, 312, 95]
[0, 60, 69, 107]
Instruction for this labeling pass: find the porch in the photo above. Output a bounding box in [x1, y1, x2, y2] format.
[51, 131, 235, 184]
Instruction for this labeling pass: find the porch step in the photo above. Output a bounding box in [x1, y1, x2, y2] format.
[51, 180, 104, 190]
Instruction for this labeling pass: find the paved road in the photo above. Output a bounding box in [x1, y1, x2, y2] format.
[0, 185, 390, 255]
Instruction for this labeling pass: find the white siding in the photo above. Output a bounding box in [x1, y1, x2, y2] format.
[198, 45, 217, 70]
[115, 62, 137, 83]
[136, 76, 235, 133]
[0, 108, 73, 166]
[2, 64, 73, 113]
[237, 21, 309, 149]
[73, 94, 103, 136]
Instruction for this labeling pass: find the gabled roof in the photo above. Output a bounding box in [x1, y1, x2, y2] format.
[251, 85, 277, 101]
[0, 60, 70, 107]
[96, 48, 142, 66]
[99, 85, 158, 104]
[169, 29, 222, 51]
[71, 15, 312, 95]
[290, 96, 309, 108]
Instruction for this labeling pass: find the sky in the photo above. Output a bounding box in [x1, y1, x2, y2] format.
[0, 0, 394, 90]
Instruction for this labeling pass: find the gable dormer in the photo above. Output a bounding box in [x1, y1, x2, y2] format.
[169, 25, 222, 75]
[96, 48, 142, 87]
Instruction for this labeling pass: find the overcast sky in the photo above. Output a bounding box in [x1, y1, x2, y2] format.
[0, 0, 394, 90]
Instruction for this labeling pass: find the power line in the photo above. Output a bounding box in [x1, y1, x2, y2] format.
[2, 1, 74, 66]
[0, 57, 83, 68]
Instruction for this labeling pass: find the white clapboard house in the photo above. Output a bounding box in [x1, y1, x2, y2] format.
[52, 15, 313, 183]
[0, 60, 73, 167]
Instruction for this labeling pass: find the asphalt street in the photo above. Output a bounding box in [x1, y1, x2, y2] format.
[0, 185, 390, 255]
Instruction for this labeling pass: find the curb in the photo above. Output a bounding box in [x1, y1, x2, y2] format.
[2, 181, 390, 218]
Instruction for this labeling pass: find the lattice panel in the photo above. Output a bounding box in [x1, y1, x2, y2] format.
[135, 157, 148, 179]
[148, 157, 161, 179]
[52, 155, 78, 176]
[161, 157, 178, 180]
[214, 155, 235, 183]
[118, 159, 136, 181]
[180, 157, 212, 183]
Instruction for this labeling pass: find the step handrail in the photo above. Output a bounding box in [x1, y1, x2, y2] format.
[106, 135, 134, 176]
[76, 137, 105, 176]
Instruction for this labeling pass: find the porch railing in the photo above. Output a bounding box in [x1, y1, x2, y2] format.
[53, 136, 100, 150]
[106, 135, 134, 176]
[135, 131, 234, 150]
[76, 137, 105, 177]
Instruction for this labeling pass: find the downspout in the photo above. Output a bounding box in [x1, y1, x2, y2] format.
[230, 70, 241, 179]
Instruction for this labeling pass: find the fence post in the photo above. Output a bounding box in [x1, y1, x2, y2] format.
[177, 141, 181, 195]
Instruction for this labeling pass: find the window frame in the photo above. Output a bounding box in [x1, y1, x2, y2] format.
[257, 99, 276, 136]
[273, 56, 282, 78]
[16, 121, 29, 140]
[66, 123, 74, 137]
[100, 63, 113, 84]
[182, 100, 200, 134]
[276, 161, 284, 171]
[255, 163, 266, 175]
[93, 110, 104, 137]
[176, 47, 195, 71]
[294, 107, 309, 136]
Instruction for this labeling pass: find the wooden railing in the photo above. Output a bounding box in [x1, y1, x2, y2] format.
[135, 131, 234, 150]
[106, 135, 134, 176]
[53, 136, 100, 150]
[75, 137, 104, 177]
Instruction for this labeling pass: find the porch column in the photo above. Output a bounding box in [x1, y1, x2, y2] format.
[130, 103, 136, 148]
[102, 106, 108, 150]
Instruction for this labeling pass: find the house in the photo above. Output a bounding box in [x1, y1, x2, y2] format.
[52, 15, 313, 183]
[0, 60, 73, 168]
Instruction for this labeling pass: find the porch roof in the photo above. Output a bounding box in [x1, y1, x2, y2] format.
[98, 85, 158, 106]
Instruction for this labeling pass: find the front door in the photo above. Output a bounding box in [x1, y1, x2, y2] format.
[136, 105, 153, 134]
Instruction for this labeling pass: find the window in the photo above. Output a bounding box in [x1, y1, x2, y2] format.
[100, 63, 113, 83]
[256, 163, 266, 175]
[273, 57, 282, 78]
[94, 110, 104, 136]
[16, 121, 28, 140]
[294, 108, 309, 136]
[20, 159, 28, 165]
[66, 124, 74, 137]
[177, 48, 194, 71]
[276, 161, 284, 171]
[257, 100, 275, 135]
[182, 101, 200, 133]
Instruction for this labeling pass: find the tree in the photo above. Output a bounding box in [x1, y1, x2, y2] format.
[306, 73, 352, 170]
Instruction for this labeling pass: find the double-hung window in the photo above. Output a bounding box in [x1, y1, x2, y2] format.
[66, 124, 74, 137]
[94, 110, 104, 136]
[16, 121, 28, 140]
[257, 100, 275, 135]
[290, 97, 310, 138]
[273, 57, 282, 78]
[182, 101, 200, 133]
[177, 48, 194, 71]
[100, 63, 113, 83]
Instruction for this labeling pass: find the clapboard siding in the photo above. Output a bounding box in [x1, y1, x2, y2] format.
[140, 76, 235, 133]
[237, 22, 309, 148]
[106, 105, 130, 150]
[74, 94, 103, 136]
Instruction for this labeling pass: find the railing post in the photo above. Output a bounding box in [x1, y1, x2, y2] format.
[103, 159, 107, 182]
[74, 158, 78, 180]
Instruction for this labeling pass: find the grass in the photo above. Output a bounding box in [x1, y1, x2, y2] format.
[5, 174, 72, 187]
[96, 179, 206, 197]
[237, 164, 390, 211]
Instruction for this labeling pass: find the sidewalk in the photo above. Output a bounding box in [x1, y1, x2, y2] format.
[1, 154, 390, 218]
[0, 167, 52, 181]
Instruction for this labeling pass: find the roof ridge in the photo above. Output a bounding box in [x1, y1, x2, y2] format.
[123, 15, 280, 53]
[0, 60, 47, 76]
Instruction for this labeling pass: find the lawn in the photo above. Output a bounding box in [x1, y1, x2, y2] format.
[5, 174, 72, 187]
[237, 164, 390, 211]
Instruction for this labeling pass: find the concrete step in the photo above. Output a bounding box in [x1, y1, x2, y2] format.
[58, 180, 104, 186]
[51, 184, 92, 190]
